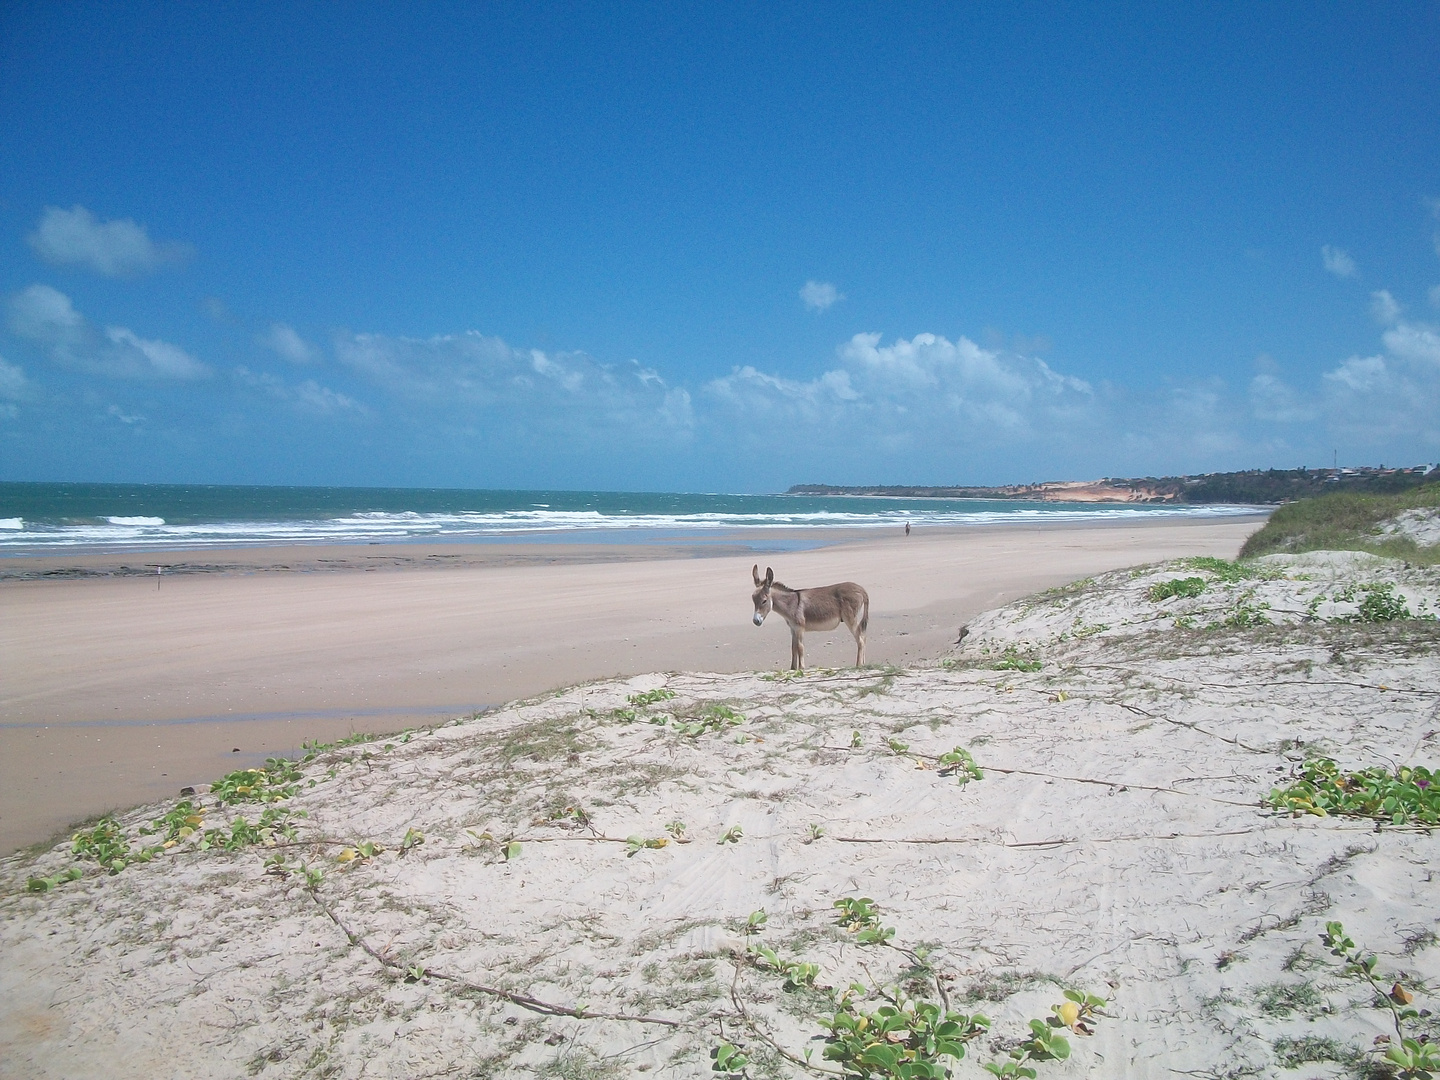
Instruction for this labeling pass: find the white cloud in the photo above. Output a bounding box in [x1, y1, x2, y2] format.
[234, 366, 365, 415]
[1370, 290, 1402, 324]
[260, 323, 319, 364]
[530, 348, 584, 391]
[705, 332, 1093, 446]
[704, 365, 862, 426]
[333, 331, 692, 438]
[1324, 354, 1389, 392]
[800, 280, 843, 312]
[26, 205, 191, 277]
[0, 356, 29, 401]
[840, 332, 1092, 399]
[103, 327, 208, 379]
[6, 284, 208, 380]
[1322, 245, 1357, 278]
[107, 404, 144, 425]
[1382, 321, 1440, 366]
[6, 284, 86, 346]
[1249, 372, 1316, 423]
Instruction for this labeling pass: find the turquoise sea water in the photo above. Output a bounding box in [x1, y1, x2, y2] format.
[0, 481, 1261, 554]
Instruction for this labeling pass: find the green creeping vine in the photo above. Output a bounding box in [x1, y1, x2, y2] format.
[991, 647, 1042, 673]
[822, 992, 989, 1078]
[1212, 590, 1271, 629]
[748, 941, 821, 992]
[210, 758, 303, 804]
[722, 898, 1104, 1080]
[1266, 758, 1439, 826]
[644, 701, 746, 737]
[37, 756, 311, 887]
[628, 688, 678, 707]
[711, 1042, 750, 1077]
[70, 816, 147, 874]
[625, 835, 670, 857]
[1148, 577, 1206, 602]
[937, 748, 984, 787]
[1358, 583, 1410, 622]
[1320, 921, 1438, 1079]
[983, 992, 1105, 1078]
[26, 866, 84, 892]
[834, 896, 896, 946]
[1184, 556, 1258, 583]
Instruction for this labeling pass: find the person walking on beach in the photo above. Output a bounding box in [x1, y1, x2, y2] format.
[905, 521, 910, 537]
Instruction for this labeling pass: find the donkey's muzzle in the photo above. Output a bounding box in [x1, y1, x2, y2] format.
[753, 612, 765, 626]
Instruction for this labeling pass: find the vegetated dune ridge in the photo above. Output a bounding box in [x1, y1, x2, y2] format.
[2, 552, 1439, 1079]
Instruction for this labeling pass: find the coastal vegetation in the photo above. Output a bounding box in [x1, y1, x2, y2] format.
[1240, 480, 1440, 564]
[790, 464, 1436, 505]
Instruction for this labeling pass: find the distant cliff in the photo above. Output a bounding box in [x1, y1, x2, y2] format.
[788, 465, 1438, 505]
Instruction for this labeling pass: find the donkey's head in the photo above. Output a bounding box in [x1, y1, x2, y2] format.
[751, 564, 775, 626]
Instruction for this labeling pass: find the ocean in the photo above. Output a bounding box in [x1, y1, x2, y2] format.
[0, 481, 1262, 554]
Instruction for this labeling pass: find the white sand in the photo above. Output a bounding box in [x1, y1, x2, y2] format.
[2, 549, 1437, 1078]
[0, 518, 1259, 853]
[1379, 507, 1440, 548]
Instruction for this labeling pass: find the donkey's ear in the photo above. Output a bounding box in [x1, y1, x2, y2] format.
[764, 567, 774, 587]
[752, 563, 762, 587]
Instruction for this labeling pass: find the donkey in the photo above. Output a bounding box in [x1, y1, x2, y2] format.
[751, 564, 869, 671]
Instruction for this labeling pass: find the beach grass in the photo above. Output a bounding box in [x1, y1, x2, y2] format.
[1239, 481, 1440, 564]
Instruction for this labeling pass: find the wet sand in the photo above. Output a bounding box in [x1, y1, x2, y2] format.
[0, 517, 1263, 852]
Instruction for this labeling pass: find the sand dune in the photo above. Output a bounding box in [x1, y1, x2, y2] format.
[2, 546, 1437, 1077]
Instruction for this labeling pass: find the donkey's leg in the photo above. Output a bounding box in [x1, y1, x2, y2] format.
[791, 626, 804, 671]
[855, 624, 866, 667]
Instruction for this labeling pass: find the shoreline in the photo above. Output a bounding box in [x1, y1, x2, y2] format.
[0, 530, 880, 578]
[0, 513, 1266, 577]
[0, 516, 1265, 853]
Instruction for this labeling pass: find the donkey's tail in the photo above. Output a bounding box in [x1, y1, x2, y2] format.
[859, 592, 870, 634]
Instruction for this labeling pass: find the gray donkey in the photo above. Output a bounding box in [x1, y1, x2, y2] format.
[751, 564, 869, 671]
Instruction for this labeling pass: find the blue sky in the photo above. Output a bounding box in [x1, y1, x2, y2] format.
[1, 3, 1438, 491]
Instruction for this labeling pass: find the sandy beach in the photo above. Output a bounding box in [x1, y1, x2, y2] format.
[0, 518, 1263, 855]
[2, 537, 1437, 1078]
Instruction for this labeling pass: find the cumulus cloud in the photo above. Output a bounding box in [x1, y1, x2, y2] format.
[845, 332, 1089, 397]
[1311, 281, 1440, 453]
[260, 323, 319, 364]
[234, 366, 365, 415]
[1322, 245, 1357, 278]
[800, 280, 843, 312]
[1324, 354, 1389, 392]
[1370, 290, 1402, 324]
[0, 356, 29, 401]
[6, 284, 207, 379]
[1249, 372, 1316, 423]
[27, 205, 191, 277]
[333, 330, 693, 439]
[1383, 321, 1440, 366]
[705, 332, 1094, 448]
